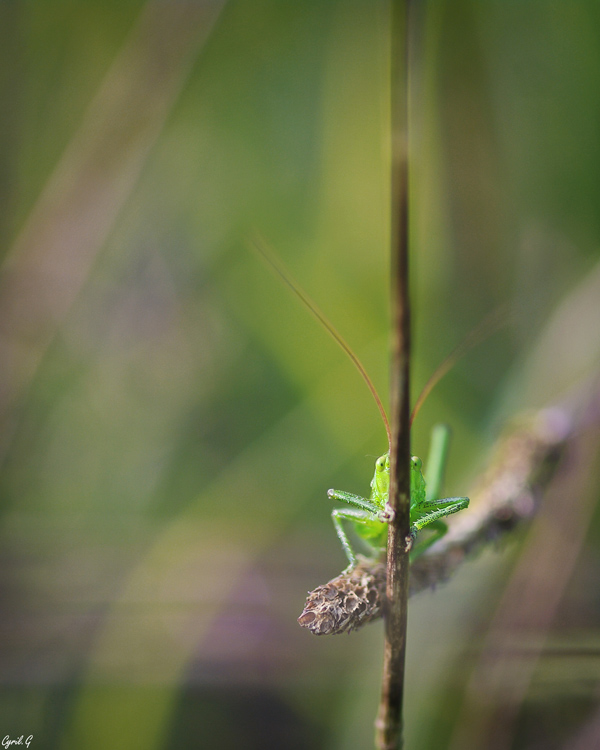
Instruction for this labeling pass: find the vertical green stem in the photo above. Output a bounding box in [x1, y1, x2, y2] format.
[375, 1, 411, 748]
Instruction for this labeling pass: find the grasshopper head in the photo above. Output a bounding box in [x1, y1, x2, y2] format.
[372, 453, 427, 508]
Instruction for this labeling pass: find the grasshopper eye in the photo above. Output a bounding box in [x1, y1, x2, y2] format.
[411, 456, 422, 470]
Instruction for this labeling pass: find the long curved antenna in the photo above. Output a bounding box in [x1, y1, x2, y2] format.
[410, 305, 510, 426]
[251, 235, 392, 450]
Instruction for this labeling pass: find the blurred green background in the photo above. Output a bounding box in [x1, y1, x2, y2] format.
[1, 1, 600, 748]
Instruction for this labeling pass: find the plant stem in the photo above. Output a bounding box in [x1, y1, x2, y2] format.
[375, 1, 411, 748]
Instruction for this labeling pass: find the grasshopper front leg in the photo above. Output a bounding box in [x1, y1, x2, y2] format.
[412, 496, 469, 531]
[331, 508, 374, 569]
[328, 490, 384, 569]
[327, 489, 382, 516]
[410, 496, 469, 559]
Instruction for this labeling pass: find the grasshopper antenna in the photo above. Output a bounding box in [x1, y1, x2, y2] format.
[410, 305, 509, 426]
[251, 234, 392, 450]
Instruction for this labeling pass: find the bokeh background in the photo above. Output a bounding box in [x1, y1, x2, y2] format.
[1, 1, 600, 748]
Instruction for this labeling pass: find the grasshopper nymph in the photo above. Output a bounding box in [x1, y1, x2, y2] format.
[328, 425, 469, 570]
[253, 237, 469, 571]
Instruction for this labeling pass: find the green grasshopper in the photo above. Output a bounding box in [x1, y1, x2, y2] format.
[253, 238, 470, 570]
[329, 424, 469, 570]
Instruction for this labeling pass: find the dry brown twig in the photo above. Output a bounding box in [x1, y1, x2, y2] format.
[298, 406, 572, 636]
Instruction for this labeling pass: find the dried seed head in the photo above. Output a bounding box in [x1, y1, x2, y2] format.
[298, 559, 386, 635]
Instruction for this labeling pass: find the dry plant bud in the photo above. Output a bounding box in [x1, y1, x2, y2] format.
[298, 559, 386, 635]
